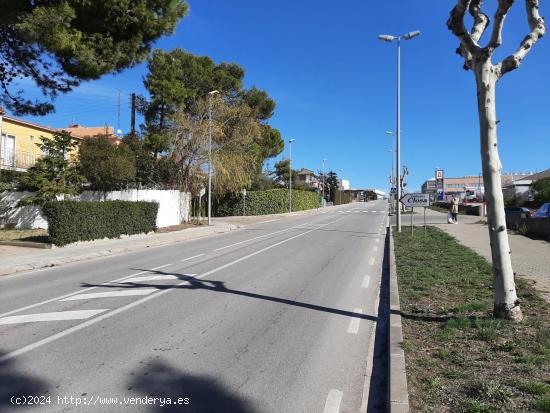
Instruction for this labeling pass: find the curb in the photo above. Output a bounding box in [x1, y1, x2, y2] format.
[0, 223, 239, 277]
[388, 225, 410, 413]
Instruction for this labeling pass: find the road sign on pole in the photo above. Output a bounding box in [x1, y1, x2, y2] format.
[399, 193, 430, 207]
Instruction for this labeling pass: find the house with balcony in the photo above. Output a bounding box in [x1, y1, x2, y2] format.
[0, 108, 120, 174]
[295, 168, 320, 189]
[0, 109, 56, 173]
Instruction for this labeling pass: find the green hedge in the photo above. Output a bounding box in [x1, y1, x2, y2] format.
[43, 200, 158, 246]
[216, 189, 319, 216]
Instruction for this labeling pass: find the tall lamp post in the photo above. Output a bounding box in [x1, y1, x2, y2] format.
[339, 168, 343, 205]
[288, 139, 295, 213]
[207, 90, 219, 226]
[378, 30, 421, 232]
[322, 158, 327, 205]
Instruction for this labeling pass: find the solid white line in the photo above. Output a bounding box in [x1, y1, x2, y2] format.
[368, 257, 375, 266]
[60, 289, 157, 301]
[347, 308, 363, 334]
[258, 219, 278, 224]
[0, 215, 349, 364]
[362, 275, 370, 289]
[0, 263, 172, 319]
[373, 246, 378, 252]
[180, 253, 205, 262]
[0, 310, 108, 325]
[323, 389, 343, 413]
[213, 224, 305, 252]
[122, 275, 179, 283]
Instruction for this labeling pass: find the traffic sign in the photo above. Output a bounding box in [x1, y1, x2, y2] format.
[400, 193, 431, 207]
[390, 187, 397, 194]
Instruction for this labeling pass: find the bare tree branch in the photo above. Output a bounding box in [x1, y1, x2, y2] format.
[470, 0, 491, 42]
[496, 0, 546, 77]
[448, 0, 486, 69]
[488, 0, 514, 50]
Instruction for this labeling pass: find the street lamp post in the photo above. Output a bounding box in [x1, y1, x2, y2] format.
[207, 90, 219, 226]
[378, 30, 421, 233]
[388, 148, 394, 214]
[339, 168, 344, 205]
[288, 139, 295, 213]
[322, 158, 327, 206]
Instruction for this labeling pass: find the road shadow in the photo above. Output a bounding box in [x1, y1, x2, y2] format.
[0, 354, 49, 410]
[128, 359, 257, 412]
[366, 230, 390, 413]
[81, 273, 377, 322]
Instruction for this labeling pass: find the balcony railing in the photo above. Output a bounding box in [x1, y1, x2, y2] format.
[0, 149, 38, 171]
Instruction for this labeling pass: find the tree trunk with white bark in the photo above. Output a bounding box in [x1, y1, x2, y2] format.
[448, 0, 546, 321]
[475, 60, 522, 320]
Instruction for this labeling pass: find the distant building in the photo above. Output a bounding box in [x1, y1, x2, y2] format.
[295, 168, 320, 189]
[59, 124, 122, 145]
[503, 169, 550, 202]
[421, 173, 531, 200]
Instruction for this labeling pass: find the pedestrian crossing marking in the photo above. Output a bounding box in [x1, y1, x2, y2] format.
[0, 309, 108, 325]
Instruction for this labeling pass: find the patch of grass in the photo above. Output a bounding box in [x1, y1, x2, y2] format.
[517, 380, 550, 396]
[459, 399, 496, 413]
[394, 226, 550, 413]
[0, 228, 49, 242]
[535, 396, 550, 412]
[474, 318, 505, 341]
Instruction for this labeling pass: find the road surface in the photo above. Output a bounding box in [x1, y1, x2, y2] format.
[0, 201, 389, 413]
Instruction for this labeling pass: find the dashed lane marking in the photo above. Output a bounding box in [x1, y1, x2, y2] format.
[323, 389, 343, 413]
[347, 308, 363, 334]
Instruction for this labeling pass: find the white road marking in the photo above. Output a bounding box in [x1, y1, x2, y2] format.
[375, 238, 380, 243]
[0, 310, 108, 325]
[0, 215, 350, 364]
[323, 389, 343, 413]
[180, 253, 205, 262]
[362, 275, 370, 289]
[373, 245, 378, 252]
[213, 224, 305, 251]
[368, 257, 375, 266]
[60, 289, 157, 301]
[347, 308, 363, 334]
[123, 275, 179, 283]
[0, 264, 173, 319]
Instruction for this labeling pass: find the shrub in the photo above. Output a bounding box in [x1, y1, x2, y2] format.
[216, 188, 319, 216]
[43, 200, 158, 246]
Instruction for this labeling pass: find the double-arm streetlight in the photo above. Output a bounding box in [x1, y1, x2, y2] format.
[378, 30, 421, 232]
[207, 90, 219, 226]
[288, 139, 295, 213]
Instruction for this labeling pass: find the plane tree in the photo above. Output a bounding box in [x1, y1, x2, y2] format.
[447, 0, 546, 320]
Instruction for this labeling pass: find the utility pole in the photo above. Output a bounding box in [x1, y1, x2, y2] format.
[322, 158, 327, 205]
[207, 90, 219, 226]
[288, 139, 295, 213]
[130, 93, 136, 134]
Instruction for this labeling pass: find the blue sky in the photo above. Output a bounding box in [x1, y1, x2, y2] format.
[19, 0, 550, 192]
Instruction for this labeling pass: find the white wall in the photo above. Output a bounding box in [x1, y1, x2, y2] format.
[0, 190, 191, 229]
[0, 191, 49, 229]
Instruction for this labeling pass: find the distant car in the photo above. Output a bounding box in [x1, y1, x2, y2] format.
[504, 207, 534, 220]
[532, 203, 550, 218]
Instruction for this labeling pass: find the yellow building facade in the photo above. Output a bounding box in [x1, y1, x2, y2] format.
[0, 111, 55, 172]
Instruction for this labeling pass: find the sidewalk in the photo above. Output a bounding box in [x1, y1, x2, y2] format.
[0, 204, 348, 277]
[427, 209, 550, 302]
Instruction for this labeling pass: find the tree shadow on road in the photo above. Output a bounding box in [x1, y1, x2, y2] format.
[81, 274, 377, 322]
[0, 354, 49, 410]
[128, 359, 257, 412]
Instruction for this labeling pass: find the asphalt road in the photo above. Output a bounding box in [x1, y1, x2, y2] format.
[0, 201, 389, 413]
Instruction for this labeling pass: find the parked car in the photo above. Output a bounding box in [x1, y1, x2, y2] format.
[504, 207, 534, 220]
[532, 203, 550, 218]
